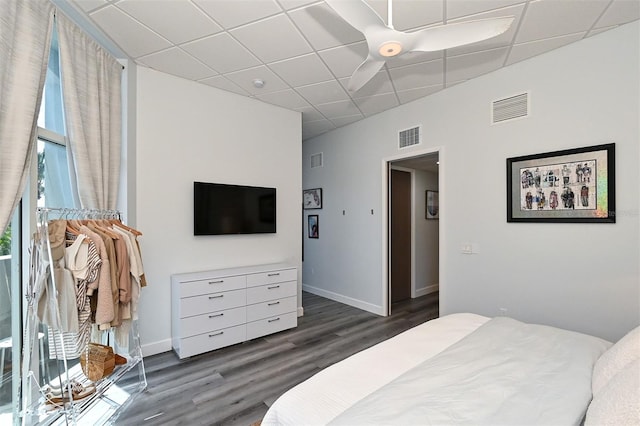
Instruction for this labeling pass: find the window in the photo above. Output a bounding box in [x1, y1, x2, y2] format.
[0, 25, 74, 424]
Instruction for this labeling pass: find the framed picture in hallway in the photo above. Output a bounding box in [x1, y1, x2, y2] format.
[426, 190, 439, 220]
[303, 188, 322, 209]
[507, 143, 615, 223]
[308, 215, 319, 238]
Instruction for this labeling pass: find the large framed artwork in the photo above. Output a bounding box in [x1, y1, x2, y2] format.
[506, 143, 615, 223]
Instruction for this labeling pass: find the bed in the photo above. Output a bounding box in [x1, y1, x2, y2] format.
[262, 313, 639, 425]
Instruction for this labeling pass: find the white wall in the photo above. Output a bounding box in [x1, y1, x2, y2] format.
[302, 22, 639, 342]
[135, 68, 301, 355]
[414, 170, 439, 296]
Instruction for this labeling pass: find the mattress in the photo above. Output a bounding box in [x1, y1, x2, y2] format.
[262, 313, 490, 426]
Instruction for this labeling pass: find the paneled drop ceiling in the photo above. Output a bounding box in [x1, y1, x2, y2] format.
[66, 0, 639, 140]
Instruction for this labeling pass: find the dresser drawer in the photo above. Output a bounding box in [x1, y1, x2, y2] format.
[180, 289, 246, 318]
[179, 275, 246, 298]
[178, 324, 246, 358]
[246, 280, 296, 305]
[246, 296, 296, 322]
[246, 312, 297, 340]
[180, 306, 246, 338]
[246, 268, 296, 288]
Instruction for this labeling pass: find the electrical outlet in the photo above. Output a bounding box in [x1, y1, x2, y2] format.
[499, 307, 508, 316]
[461, 243, 473, 254]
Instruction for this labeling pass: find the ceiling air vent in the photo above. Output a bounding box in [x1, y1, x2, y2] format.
[310, 152, 323, 169]
[399, 125, 421, 149]
[492, 92, 529, 124]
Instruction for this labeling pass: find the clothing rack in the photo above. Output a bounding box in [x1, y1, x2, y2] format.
[20, 207, 147, 426]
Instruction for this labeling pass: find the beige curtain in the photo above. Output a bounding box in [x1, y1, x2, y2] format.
[0, 0, 54, 233]
[56, 12, 122, 210]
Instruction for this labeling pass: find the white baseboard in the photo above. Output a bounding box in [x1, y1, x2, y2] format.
[303, 283, 384, 316]
[415, 284, 439, 298]
[141, 339, 172, 357]
[297, 306, 304, 317]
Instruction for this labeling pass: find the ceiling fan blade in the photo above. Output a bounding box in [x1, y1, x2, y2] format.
[348, 56, 385, 92]
[409, 16, 515, 52]
[325, 0, 388, 34]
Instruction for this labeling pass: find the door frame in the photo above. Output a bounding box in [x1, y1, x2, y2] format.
[381, 146, 443, 316]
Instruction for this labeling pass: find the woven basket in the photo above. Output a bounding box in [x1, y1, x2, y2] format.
[80, 343, 115, 381]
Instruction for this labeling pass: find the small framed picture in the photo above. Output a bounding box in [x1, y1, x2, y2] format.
[303, 188, 322, 209]
[308, 215, 319, 238]
[426, 190, 439, 220]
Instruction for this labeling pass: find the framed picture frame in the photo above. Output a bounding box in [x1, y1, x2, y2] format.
[308, 215, 319, 238]
[507, 143, 615, 223]
[303, 188, 322, 209]
[426, 190, 439, 220]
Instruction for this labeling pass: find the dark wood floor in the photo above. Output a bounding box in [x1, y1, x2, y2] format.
[116, 291, 439, 426]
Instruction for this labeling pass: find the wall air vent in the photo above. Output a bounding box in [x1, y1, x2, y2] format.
[310, 152, 323, 169]
[399, 125, 421, 149]
[492, 92, 529, 124]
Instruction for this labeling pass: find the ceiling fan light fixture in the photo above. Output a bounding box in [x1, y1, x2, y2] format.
[378, 41, 402, 57]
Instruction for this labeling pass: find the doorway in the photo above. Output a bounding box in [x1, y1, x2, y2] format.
[387, 153, 440, 315]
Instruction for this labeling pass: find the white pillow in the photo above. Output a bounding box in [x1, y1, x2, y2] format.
[585, 359, 640, 426]
[592, 326, 640, 396]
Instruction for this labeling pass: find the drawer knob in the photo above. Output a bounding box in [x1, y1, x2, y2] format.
[268, 317, 281, 323]
[267, 285, 280, 290]
[209, 280, 224, 284]
[267, 273, 280, 277]
[208, 313, 224, 318]
[267, 301, 280, 306]
[209, 331, 224, 337]
[209, 295, 224, 299]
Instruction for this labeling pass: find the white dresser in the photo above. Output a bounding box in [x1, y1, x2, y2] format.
[171, 263, 297, 359]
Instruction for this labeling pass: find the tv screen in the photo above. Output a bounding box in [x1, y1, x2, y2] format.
[194, 182, 276, 235]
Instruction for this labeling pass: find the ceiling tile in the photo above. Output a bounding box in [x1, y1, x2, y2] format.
[318, 42, 368, 78]
[294, 106, 325, 123]
[331, 114, 365, 128]
[353, 93, 399, 116]
[302, 119, 336, 139]
[116, 0, 222, 44]
[294, 105, 326, 123]
[138, 48, 216, 81]
[224, 65, 289, 95]
[595, 0, 640, 28]
[388, 59, 444, 91]
[230, 15, 312, 63]
[397, 84, 444, 104]
[269, 53, 333, 87]
[254, 88, 310, 109]
[446, 4, 526, 56]
[506, 33, 586, 66]
[278, 0, 318, 10]
[289, 3, 365, 51]
[193, 0, 282, 28]
[73, 0, 108, 13]
[383, 0, 444, 31]
[315, 100, 361, 119]
[199, 75, 249, 96]
[446, 47, 509, 82]
[516, 0, 609, 43]
[339, 71, 394, 98]
[446, 0, 525, 20]
[182, 33, 260, 73]
[296, 80, 350, 105]
[89, 5, 171, 57]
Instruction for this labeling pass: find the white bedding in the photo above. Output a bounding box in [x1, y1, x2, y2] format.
[263, 314, 612, 426]
[329, 317, 611, 425]
[262, 313, 490, 426]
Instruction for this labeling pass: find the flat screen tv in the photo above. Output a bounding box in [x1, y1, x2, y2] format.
[194, 182, 276, 235]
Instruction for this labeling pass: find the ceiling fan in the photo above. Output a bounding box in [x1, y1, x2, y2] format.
[325, 0, 515, 92]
